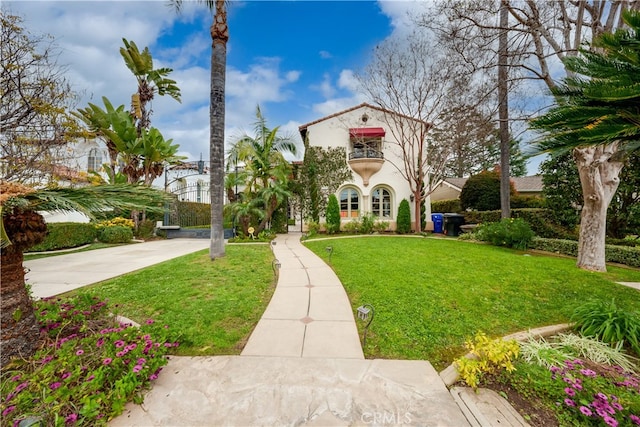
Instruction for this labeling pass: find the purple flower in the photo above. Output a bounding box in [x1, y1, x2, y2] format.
[2, 406, 16, 416]
[595, 392, 609, 401]
[597, 408, 609, 417]
[580, 369, 597, 377]
[85, 374, 95, 382]
[629, 414, 640, 425]
[127, 343, 137, 351]
[96, 337, 105, 347]
[611, 402, 623, 411]
[133, 365, 143, 373]
[149, 374, 159, 380]
[603, 415, 618, 427]
[564, 398, 576, 407]
[75, 349, 84, 356]
[61, 372, 71, 380]
[10, 375, 21, 382]
[115, 340, 125, 348]
[564, 387, 576, 397]
[15, 382, 28, 393]
[137, 358, 146, 365]
[579, 406, 593, 416]
[50, 382, 62, 390]
[103, 358, 113, 365]
[65, 413, 78, 424]
[145, 319, 155, 325]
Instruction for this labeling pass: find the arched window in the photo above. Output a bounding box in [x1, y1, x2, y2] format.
[371, 187, 392, 218]
[87, 148, 102, 172]
[339, 187, 360, 218]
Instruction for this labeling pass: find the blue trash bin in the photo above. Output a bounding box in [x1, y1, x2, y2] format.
[431, 213, 444, 233]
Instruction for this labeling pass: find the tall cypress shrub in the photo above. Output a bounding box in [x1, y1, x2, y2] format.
[326, 194, 341, 234]
[396, 199, 411, 234]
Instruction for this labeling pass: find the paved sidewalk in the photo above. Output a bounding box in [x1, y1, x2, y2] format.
[241, 233, 363, 359]
[25, 239, 209, 298]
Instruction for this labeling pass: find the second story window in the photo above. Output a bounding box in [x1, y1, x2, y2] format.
[348, 128, 385, 160]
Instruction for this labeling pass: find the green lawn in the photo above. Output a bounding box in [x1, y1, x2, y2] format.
[304, 236, 640, 370]
[73, 245, 276, 356]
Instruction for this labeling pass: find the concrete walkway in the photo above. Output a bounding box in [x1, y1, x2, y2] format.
[241, 233, 363, 359]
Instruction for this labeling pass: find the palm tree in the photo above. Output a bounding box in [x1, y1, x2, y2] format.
[530, 10, 640, 272]
[171, 0, 228, 260]
[0, 182, 171, 365]
[120, 38, 182, 135]
[227, 106, 297, 233]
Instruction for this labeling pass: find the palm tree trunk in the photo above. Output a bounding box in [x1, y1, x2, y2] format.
[209, 0, 228, 259]
[1, 211, 47, 365]
[574, 145, 624, 272]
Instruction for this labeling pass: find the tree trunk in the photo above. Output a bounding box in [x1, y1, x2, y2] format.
[209, 1, 229, 260]
[498, 0, 511, 219]
[574, 145, 624, 272]
[1, 210, 48, 366]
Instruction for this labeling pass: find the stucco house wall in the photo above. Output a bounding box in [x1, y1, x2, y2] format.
[300, 103, 431, 231]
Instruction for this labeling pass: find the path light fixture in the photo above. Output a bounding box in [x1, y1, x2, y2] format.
[326, 246, 333, 262]
[356, 304, 375, 347]
[272, 259, 281, 277]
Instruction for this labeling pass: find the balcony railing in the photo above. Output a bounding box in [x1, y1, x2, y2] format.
[348, 149, 384, 160]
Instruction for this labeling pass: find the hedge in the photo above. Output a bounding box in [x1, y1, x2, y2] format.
[531, 237, 640, 268]
[463, 208, 575, 240]
[27, 222, 97, 252]
[98, 226, 133, 244]
[430, 199, 462, 214]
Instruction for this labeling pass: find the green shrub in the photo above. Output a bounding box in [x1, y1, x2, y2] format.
[95, 217, 134, 230]
[98, 226, 133, 244]
[431, 199, 462, 214]
[463, 209, 576, 239]
[460, 170, 514, 211]
[342, 218, 361, 234]
[510, 194, 545, 209]
[28, 222, 96, 252]
[135, 219, 156, 239]
[305, 221, 320, 237]
[360, 213, 375, 234]
[531, 237, 640, 268]
[571, 300, 640, 356]
[396, 199, 411, 234]
[176, 201, 210, 227]
[270, 203, 289, 234]
[475, 218, 534, 250]
[373, 220, 389, 233]
[325, 194, 341, 234]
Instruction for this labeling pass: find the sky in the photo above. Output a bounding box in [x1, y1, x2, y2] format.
[4, 0, 543, 175]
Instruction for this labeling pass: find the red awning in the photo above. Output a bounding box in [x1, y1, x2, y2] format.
[349, 127, 385, 138]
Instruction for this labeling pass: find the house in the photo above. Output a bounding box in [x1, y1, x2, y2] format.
[298, 103, 432, 231]
[430, 175, 544, 201]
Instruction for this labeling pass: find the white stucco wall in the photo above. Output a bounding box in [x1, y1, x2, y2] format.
[304, 105, 432, 230]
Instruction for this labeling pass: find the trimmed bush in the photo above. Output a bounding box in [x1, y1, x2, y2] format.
[97, 226, 133, 244]
[463, 209, 576, 240]
[531, 237, 640, 268]
[475, 218, 534, 250]
[460, 170, 513, 211]
[28, 222, 96, 252]
[325, 194, 341, 234]
[396, 199, 411, 234]
[510, 194, 545, 209]
[431, 199, 462, 214]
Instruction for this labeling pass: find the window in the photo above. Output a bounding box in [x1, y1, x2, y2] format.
[87, 148, 102, 172]
[348, 128, 385, 159]
[339, 187, 360, 218]
[371, 187, 392, 218]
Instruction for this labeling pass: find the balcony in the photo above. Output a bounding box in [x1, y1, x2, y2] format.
[348, 149, 384, 186]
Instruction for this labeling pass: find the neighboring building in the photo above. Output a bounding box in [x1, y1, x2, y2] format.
[430, 175, 544, 202]
[299, 103, 431, 231]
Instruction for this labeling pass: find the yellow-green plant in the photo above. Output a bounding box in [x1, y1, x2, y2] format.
[95, 217, 135, 230]
[454, 331, 520, 389]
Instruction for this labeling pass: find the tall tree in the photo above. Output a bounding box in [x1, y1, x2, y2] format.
[1, 13, 80, 183]
[172, 0, 228, 260]
[530, 10, 640, 271]
[1, 182, 170, 364]
[498, 1, 510, 219]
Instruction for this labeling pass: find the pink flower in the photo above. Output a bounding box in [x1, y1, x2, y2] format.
[145, 319, 155, 325]
[564, 398, 576, 407]
[65, 413, 78, 425]
[75, 349, 84, 356]
[2, 406, 16, 416]
[580, 369, 597, 377]
[564, 387, 576, 397]
[103, 358, 113, 365]
[579, 406, 592, 416]
[85, 374, 95, 382]
[603, 415, 618, 427]
[629, 414, 640, 425]
[133, 365, 143, 373]
[115, 340, 125, 348]
[50, 382, 62, 390]
[61, 372, 71, 380]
